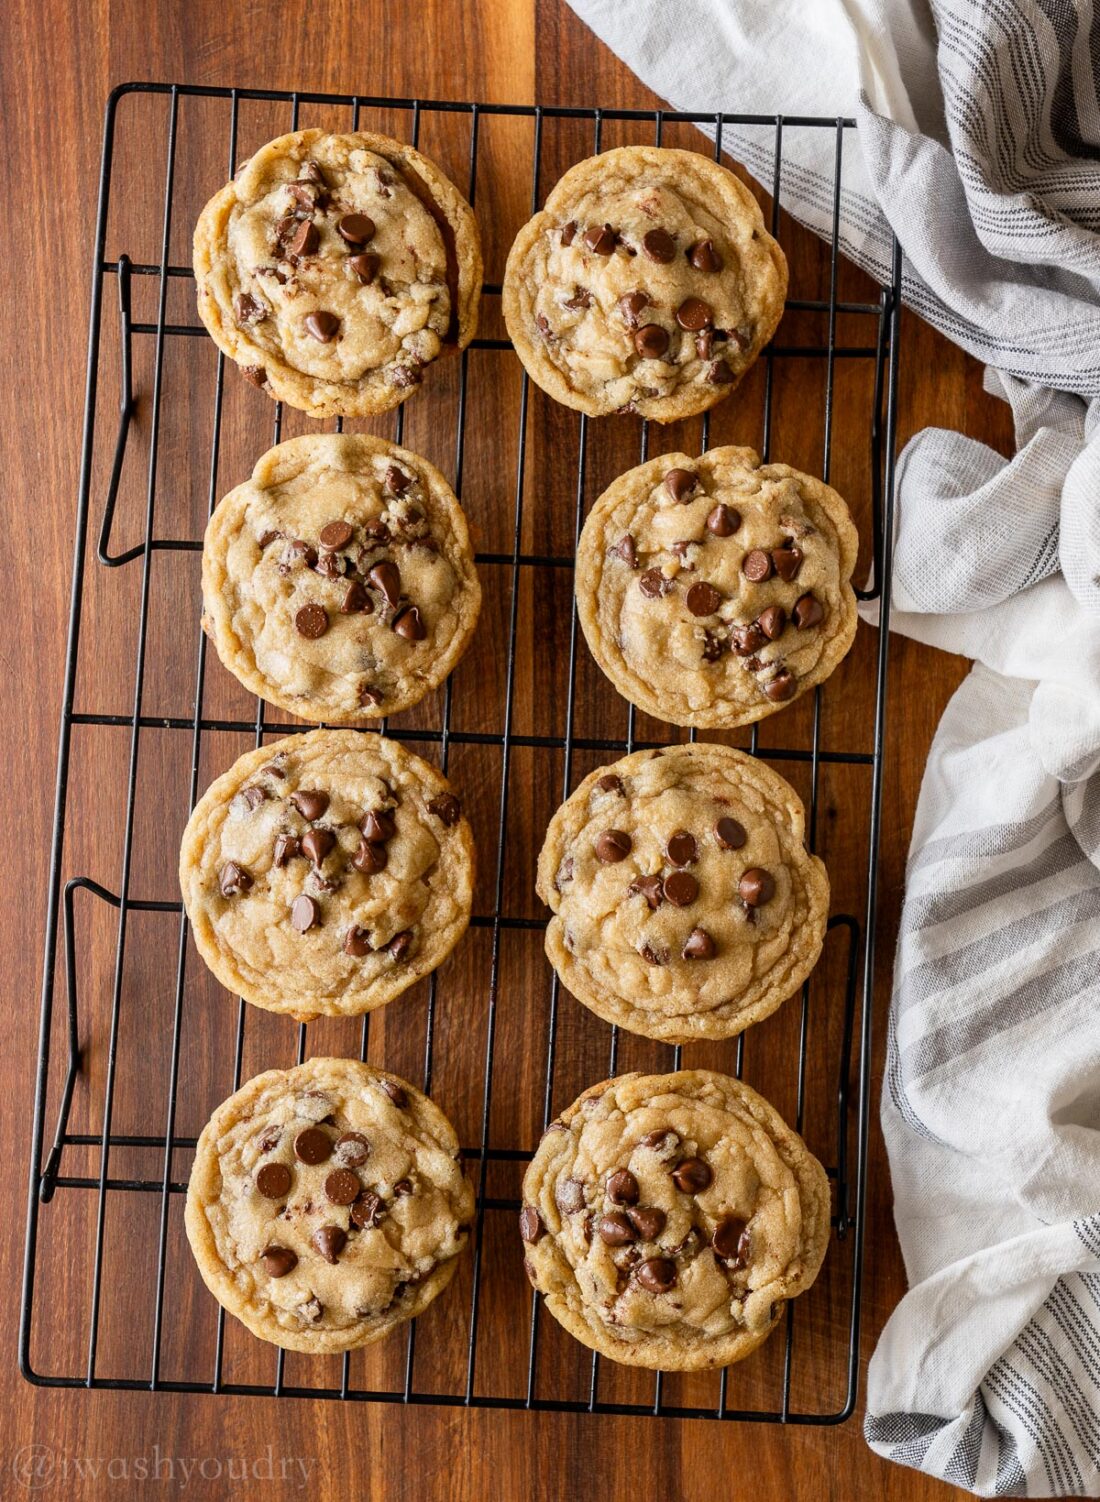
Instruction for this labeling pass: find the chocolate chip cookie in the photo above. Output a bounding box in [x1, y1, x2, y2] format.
[202, 434, 481, 723]
[185, 1058, 474, 1353]
[520, 1070, 829, 1370]
[536, 743, 828, 1042]
[502, 146, 786, 420]
[179, 730, 474, 1021]
[194, 129, 482, 417]
[576, 446, 858, 726]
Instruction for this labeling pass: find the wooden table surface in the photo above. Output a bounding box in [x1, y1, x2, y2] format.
[4, 2, 1042, 1498]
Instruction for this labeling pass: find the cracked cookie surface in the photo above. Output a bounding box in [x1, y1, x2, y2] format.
[194, 129, 481, 417]
[520, 1070, 830, 1369]
[536, 743, 828, 1042]
[202, 434, 480, 723]
[576, 446, 858, 727]
[186, 1058, 474, 1353]
[502, 147, 786, 420]
[180, 730, 474, 1020]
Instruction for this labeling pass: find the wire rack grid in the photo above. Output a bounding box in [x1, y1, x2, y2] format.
[21, 81, 901, 1423]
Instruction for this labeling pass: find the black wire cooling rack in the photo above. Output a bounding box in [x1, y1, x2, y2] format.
[21, 82, 900, 1423]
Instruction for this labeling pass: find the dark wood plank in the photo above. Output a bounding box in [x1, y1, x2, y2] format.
[2, 3, 1041, 1499]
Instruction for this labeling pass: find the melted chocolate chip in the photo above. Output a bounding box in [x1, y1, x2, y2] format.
[261, 1245, 298, 1278]
[598, 1212, 636, 1246]
[764, 669, 796, 702]
[671, 1157, 713, 1194]
[392, 604, 426, 641]
[629, 874, 665, 909]
[687, 238, 723, 272]
[353, 839, 387, 875]
[627, 1206, 667, 1241]
[348, 252, 380, 283]
[635, 1256, 677, 1293]
[291, 790, 330, 821]
[712, 1215, 750, 1264]
[757, 604, 787, 640]
[793, 593, 824, 628]
[343, 925, 372, 957]
[739, 867, 776, 906]
[642, 228, 676, 263]
[341, 579, 370, 614]
[708, 360, 736, 385]
[731, 621, 767, 656]
[664, 468, 697, 504]
[607, 1169, 639, 1206]
[666, 831, 697, 866]
[304, 310, 340, 343]
[664, 871, 699, 908]
[368, 559, 401, 608]
[582, 223, 617, 255]
[337, 213, 375, 245]
[676, 297, 713, 331]
[634, 323, 670, 359]
[360, 809, 395, 843]
[560, 221, 577, 246]
[595, 829, 632, 863]
[772, 544, 804, 582]
[312, 1225, 347, 1264]
[300, 828, 335, 866]
[715, 816, 747, 850]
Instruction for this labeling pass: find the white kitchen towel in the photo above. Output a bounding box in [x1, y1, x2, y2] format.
[565, 0, 1100, 1494]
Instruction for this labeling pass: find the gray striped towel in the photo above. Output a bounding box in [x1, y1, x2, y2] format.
[565, 0, 1100, 1493]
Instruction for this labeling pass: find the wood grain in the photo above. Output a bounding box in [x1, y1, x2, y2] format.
[2, 2, 1044, 1499]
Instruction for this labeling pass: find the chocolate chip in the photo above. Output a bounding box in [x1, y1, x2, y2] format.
[234, 291, 267, 324]
[242, 365, 268, 388]
[348, 252, 380, 283]
[706, 504, 740, 537]
[627, 1206, 667, 1241]
[261, 1245, 298, 1278]
[388, 930, 413, 960]
[715, 816, 747, 850]
[686, 581, 722, 616]
[793, 593, 824, 628]
[666, 831, 697, 866]
[288, 219, 319, 258]
[353, 839, 387, 875]
[708, 360, 736, 385]
[536, 314, 553, 339]
[351, 1192, 384, 1229]
[519, 1207, 545, 1243]
[392, 604, 426, 640]
[312, 1225, 347, 1264]
[564, 285, 593, 309]
[742, 549, 773, 582]
[343, 926, 372, 957]
[556, 1179, 585, 1214]
[368, 560, 401, 608]
[304, 310, 340, 342]
[299, 161, 326, 185]
[340, 579, 370, 614]
[560, 221, 577, 246]
[272, 834, 300, 869]
[635, 1257, 677, 1293]
[695, 330, 715, 360]
[295, 603, 328, 639]
[393, 1178, 413, 1197]
[380, 1079, 408, 1108]
[314, 549, 345, 580]
[319, 520, 354, 550]
[629, 874, 665, 909]
[294, 1127, 331, 1165]
[639, 567, 672, 598]
[739, 867, 776, 906]
[325, 1168, 361, 1206]
[676, 297, 713, 331]
[337, 213, 375, 245]
[360, 809, 395, 843]
[682, 927, 716, 959]
[664, 468, 697, 504]
[219, 861, 251, 897]
[582, 223, 617, 255]
[359, 684, 384, 709]
[758, 604, 787, 640]
[607, 1169, 639, 1205]
[671, 1157, 712, 1194]
[687, 238, 723, 272]
[256, 1162, 292, 1199]
[595, 829, 632, 863]
[618, 291, 649, 327]
[333, 1134, 369, 1171]
[772, 545, 804, 582]
[634, 324, 670, 359]
[291, 790, 329, 821]
[288, 180, 323, 211]
[702, 631, 726, 662]
[598, 1212, 636, 1246]
[596, 774, 623, 794]
[641, 942, 669, 966]
[642, 228, 675, 263]
[392, 365, 421, 390]
[664, 872, 699, 907]
[291, 894, 320, 932]
[257, 1127, 281, 1153]
[300, 828, 334, 866]
[764, 669, 796, 702]
[611, 534, 637, 567]
[731, 621, 767, 656]
[712, 1215, 750, 1264]
[284, 539, 318, 569]
[640, 1129, 677, 1151]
